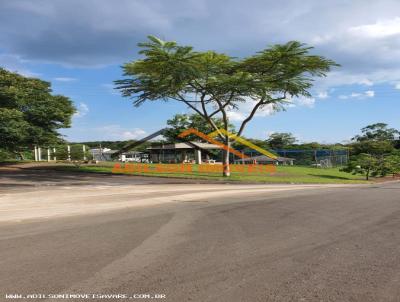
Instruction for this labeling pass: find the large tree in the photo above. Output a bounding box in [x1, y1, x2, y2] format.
[349, 123, 399, 156]
[0, 68, 75, 158]
[116, 36, 337, 176]
[341, 153, 380, 180]
[266, 132, 297, 149]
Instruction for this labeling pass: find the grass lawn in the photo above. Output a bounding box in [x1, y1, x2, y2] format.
[52, 162, 369, 184]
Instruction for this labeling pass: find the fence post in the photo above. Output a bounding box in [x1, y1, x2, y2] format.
[83, 145, 87, 160]
[34, 146, 38, 161]
[38, 147, 42, 161]
[53, 148, 56, 161]
[67, 145, 71, 161]
[47, 148, 50, 162]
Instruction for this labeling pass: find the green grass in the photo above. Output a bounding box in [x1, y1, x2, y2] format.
[51, 162, 369, 184]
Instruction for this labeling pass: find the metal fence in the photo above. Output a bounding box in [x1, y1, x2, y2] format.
[237, 148, 349, 167]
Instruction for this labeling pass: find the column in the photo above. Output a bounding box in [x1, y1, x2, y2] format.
[38, 147, 42, 161]
[195, 149, 202, 164]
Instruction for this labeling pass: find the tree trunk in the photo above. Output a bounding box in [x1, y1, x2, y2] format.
[222, 139, 230, 177]
[366, 168, 370, 180]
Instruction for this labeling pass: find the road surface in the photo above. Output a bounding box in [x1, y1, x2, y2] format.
[1, 169, 400, 301]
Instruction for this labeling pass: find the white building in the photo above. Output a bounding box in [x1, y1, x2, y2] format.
[89, 148, 148, 162]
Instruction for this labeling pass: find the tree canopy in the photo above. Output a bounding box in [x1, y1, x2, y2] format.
[116, 36, 338, 176]
[341, 153, 380, 180]
[164, 113, 235, 142]
[349, 123, 399, 156]
[0, 68, 76, 157]
[266, 132, 297, 149]
[352, 123, 400, 142]
[342, 123, 400, 180]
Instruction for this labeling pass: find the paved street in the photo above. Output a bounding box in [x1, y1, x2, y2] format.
[1, 169, 400, 301]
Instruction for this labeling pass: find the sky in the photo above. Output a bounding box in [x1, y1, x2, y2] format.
[1, 0, 399, 143]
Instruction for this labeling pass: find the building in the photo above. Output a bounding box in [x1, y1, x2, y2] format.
[120, 151, 149, 163]
[234, 155, 294, 165]
[89, 148, 148, 162]
[89, 148, 116, 161]
[147, 142, 222, 164]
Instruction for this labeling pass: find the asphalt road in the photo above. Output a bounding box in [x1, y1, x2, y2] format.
[0, 167, 232, 192]
[1, 169, 400, 301]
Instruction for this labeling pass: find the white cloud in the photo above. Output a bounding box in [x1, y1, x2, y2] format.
[73, 102, 89, 118]
[121, 129, 147, 140]
[61, 124, 147, 141]
[255, 103, 276, 117]
[317, 91, 329, 99]
[284, 96, 316, 108]
[338, 90, 375, 100]
[96, 125, 146, 140]
[365, 90, 375, 97]
[315, 72, 379, 91]
[227, 111, 245, 122]
[226, 100, 276, 122]
[348, 18, 400, 38]
[0, 54, 40, 77]
[358, 79, 374, 86]
[54, 77, 77, 82]
[395, 83, 400, 90]
[296, 97, 316, 108]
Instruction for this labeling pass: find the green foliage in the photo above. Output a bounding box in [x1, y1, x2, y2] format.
[54, 144, 88, 167]
[348, 123, 400, 156]
[0, 149, 12, 162]
[54, 144, 88, 161]
[115, 35, 337, 134]
[385, 152, 400, 176]
[350, 140, 394, 156]
[341, 153, 380, 180]
[340, 152, 398, 180]
[0, 68, 76, 153]
[341, 125, 400, 179]
[352, 123, 399, 142]
[164, 113, 235, 142]
[0, 108, 30, 152]
[57, 165, 367, 184]
[266, 132, 297, 149]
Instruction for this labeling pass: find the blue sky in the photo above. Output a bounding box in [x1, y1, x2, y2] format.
[1, 0, 399, 143]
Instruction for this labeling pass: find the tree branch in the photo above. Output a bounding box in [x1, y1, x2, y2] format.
[237, 92, 287, 137]
[175, 93, 205, 117]
[199, 93, 225, 140]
